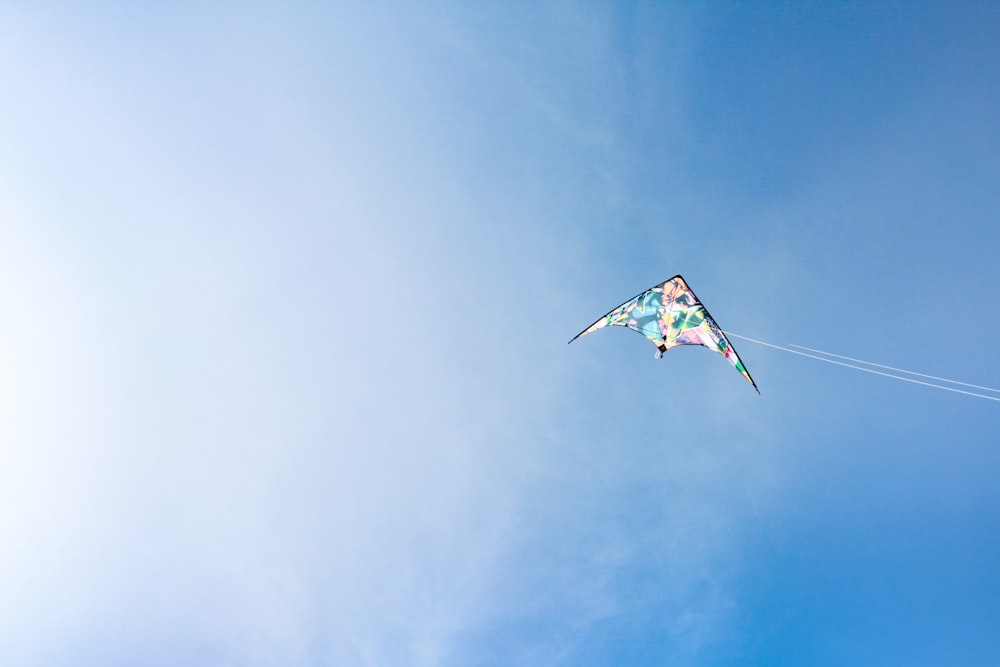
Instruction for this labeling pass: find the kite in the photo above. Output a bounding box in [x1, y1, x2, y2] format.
[569, 274, 759, 393]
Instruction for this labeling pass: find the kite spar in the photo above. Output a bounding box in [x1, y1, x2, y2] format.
[570, 274, 759, 393]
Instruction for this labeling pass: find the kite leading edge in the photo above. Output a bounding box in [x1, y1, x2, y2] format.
[569, 274, 759, 393]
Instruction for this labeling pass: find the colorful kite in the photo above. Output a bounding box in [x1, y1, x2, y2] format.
[569, 274, 759, 393]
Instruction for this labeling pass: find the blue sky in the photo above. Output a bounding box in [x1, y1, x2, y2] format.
[2, 3, 999, 665]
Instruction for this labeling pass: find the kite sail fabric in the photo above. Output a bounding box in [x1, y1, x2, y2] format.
[569, 275, 759, 393]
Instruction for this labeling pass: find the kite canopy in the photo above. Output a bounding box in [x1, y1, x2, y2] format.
[570, 274, 759, 393]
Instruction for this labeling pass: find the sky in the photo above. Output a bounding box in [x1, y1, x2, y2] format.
[1, 2, 999, 665]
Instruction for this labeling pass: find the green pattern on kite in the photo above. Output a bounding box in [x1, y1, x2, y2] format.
[569, 275, 759, 393]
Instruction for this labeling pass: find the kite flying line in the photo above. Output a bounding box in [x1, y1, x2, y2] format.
[725, 332, 1000, 403]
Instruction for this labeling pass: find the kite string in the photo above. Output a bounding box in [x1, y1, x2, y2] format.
[724, 331, 1000, 403]
[787, 343, 1000, 394]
